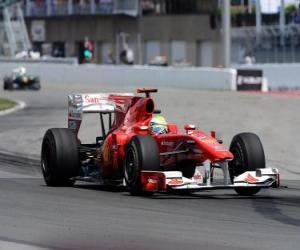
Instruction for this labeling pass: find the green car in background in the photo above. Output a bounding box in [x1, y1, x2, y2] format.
[3, 66, 41, 91]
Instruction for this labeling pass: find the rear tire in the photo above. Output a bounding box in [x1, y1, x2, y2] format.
[124, 135, 160, 195]
[3, 78, 13, 90]
[229, 133, 265, 196]
[41, 128, 80, 186]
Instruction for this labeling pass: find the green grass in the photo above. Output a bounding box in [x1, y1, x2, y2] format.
[0, 98, 16, 111]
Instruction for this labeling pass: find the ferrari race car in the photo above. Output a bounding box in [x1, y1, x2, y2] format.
[3, 67, 41, 90]
[41, 88, 280, 196]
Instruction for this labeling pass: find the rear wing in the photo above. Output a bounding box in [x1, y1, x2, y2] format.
[68, 93, 134, 113]
[68, 93, 134, 134]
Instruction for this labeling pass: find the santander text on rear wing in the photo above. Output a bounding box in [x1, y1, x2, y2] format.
[68, 93, 134, 134]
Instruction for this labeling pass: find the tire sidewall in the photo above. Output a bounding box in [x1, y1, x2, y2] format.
[229, 133, 265, 195]
[229, 133, 265, 180]
[124, 140, 141, 190]
[41, 128, 79, 186]
[30, 82, 41, 90]
[4, 79, 13, 90]
[41, 130, 57, 184]
[229, 137, 247, 180]
[177, 160, 196, 178]
[124, 135, 160, 195]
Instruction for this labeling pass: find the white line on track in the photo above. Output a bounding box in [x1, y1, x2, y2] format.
[0, 170, 40, 179]
[0, 100, 26, 116]
[0, 239, 51, 250]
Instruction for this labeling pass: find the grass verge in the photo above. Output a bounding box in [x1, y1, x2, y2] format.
[0, 98, 17, 111]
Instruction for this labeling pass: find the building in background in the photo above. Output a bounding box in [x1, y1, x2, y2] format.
[231, 0, 300, 64]
[3, 0, 300, 65]
[19, 0, 222, 66]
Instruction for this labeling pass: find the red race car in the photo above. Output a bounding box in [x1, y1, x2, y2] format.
[41, 88, 280, 196]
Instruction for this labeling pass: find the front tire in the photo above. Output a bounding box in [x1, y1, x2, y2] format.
[124, 135, 160, 195]
[30, 82, 41, 90]
[229, 133, 265, 196]
[41, 128, 80, 186]
[177, 160, 196, 178]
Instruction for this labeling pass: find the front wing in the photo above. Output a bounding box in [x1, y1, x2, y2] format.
[140, 168, 280, 193]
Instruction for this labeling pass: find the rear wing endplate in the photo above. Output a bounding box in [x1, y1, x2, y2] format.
[68, 93, 134, 134]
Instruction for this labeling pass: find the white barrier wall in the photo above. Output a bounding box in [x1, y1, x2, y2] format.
[0, 63, 236, 90]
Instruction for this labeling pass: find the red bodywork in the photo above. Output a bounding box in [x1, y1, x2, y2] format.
[94, 89, 233, 179]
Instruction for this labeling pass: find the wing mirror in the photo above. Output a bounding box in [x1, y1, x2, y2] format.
[184, 124, 196, 134]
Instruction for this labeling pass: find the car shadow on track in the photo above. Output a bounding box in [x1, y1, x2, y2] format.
[73, 183, 278, 200]
[151, 192, 277, 200]
[75, 184, 300, 227]
[252, 195, 300, 227]
[73, 183, 128, 193]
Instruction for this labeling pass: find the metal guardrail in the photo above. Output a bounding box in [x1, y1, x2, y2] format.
[24, 0, 138, 17]
[25, 2, 115, 17]
[0, 56, 78, 65]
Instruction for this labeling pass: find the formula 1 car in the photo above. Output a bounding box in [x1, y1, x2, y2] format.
[3, 67, 41, 90]
[41, 88, 280, 196]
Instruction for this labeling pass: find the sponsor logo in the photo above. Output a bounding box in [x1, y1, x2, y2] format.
[237, 76, 262, 85]
[193, 173, 203, 180]
[167, 178, 184, 186]
[213, 144, 227, 151]
[236, 69, 263, 91]
[202, 138, 216, 144]
[161, 141, 174, 147]
[84, 95, 101, 104]
[197, 135, 207, 139]
[244, 173, 259, 183]
[148, 177, 158, 184]
[192, 171, 203, 184]
[193, 149, 203, 154]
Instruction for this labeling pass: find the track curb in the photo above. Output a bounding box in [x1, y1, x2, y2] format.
[0, 100, 26, 116]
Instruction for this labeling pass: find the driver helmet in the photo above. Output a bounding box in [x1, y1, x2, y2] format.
[149, 114, 168, 134]
[14, 66, 26, 76]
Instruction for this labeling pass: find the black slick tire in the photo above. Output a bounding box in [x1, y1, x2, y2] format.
[31, 77, 41, 90]
[3, 78, 13, 90]
[124, 135, 160, 195]
[229, 133, 265, 196]
[30, 82, 41, 90]
[177, 160, 196, 178]
[41, 128, 80, 186]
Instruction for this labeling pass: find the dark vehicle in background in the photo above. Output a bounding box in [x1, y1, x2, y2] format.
[3, 67, 41, 90]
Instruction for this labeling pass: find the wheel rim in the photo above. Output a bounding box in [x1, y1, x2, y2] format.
[230, 146, 244, 177]
[41, 140, 51, 177]
[124, 147, 139, 183]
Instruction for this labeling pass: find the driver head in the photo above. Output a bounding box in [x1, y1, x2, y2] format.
[149, 114, 168, 134]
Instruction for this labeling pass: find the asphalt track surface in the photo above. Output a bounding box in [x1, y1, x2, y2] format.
[0, 82, 300, 250]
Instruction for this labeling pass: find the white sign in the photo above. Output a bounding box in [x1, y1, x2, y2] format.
[31, 20, 45, 42]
